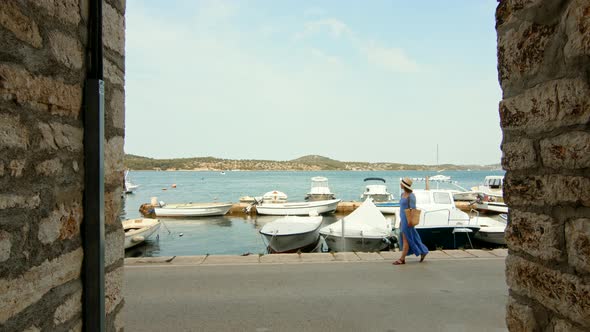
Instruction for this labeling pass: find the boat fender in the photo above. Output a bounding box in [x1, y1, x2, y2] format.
[159, 201, 166, 207]
[131, 235, 144, 243]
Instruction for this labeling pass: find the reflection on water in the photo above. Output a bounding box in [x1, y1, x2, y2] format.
[124, 213, 398, 257]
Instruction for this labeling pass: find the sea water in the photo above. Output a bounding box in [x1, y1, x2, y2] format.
[122, 170, 504, 257]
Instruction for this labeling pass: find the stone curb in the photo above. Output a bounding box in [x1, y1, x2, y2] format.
[124, 249, 506, 267]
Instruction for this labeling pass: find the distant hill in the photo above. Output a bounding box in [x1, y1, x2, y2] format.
[124, 154, 501, 171]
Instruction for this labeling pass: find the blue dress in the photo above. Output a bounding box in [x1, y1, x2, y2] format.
[399, 193, 429, 256]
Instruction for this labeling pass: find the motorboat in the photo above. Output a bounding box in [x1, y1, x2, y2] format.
[154, 202, 233, 217]
[471, 176, 507, 213]
[320, 198, 394, 252]
[304, 176, 336, 201]
[252, 191, 340, 216]
[122, 218, 161, 249]
[124, 170, 139, 194]
[406, 189, 480, 249]
[260, 214, 323, 253]
[360, 177, 398, 214]
[474, 214, 507, 245]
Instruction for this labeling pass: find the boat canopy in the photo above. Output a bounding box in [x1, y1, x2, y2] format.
[363, 177, 386, 183]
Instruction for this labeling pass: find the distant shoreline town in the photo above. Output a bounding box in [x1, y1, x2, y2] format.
[125, 154, 501, 172]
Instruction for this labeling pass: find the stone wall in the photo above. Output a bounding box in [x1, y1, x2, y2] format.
[0, 1, 125, 331]
[497, 0, 590, 331]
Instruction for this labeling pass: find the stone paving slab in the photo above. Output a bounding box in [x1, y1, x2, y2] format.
[443, 250, 476, 258]
[465, 249, 499, 258]
[355, 252, 384, 261]
[201, 255, 260, 265]
[171, 255, 207, 265]
[125, 256, 175, 265]
[260, 253, 301, 264]
[422, 251, 452, 259]
[378, 251, 402, 260]
[490, 248, 508, 257]
[332, 252, 361, 261]
[300, 253, 335, 262]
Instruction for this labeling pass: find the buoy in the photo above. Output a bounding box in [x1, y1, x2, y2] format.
[162, 188, 167, 191]
[179, 233, 184, 237]
[171, 184, 177, 188]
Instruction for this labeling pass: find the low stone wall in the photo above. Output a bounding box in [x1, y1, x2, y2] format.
[497, 1, 590, 331]
[0, 1, 125, 331]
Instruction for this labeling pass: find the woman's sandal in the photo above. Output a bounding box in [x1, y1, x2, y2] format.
[392, 259, 405, 265]
[420, 253, 428, 263]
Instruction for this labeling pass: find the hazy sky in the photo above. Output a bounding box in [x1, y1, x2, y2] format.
[124, 0, 502, 165]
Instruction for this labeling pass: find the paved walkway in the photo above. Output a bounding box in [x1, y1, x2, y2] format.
[124, 250, 508, 332]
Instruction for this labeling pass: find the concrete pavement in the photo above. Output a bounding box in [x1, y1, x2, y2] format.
[124, 250, 508, 332]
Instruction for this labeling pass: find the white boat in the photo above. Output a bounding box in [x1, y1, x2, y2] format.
[320, 198, 393, 252]
[154, 202, 233, 217]
[304, 176, 336, 201]
[260, 215, 323, 253]
[122, 218, 161, 249]
[255, 198, 341, 216]
[471, 176, 507, 213]
[405, 189, 480, 249]
[360, 177, 398, 214]
[474, 214, 507, 245]
[124, 170, 139, 194]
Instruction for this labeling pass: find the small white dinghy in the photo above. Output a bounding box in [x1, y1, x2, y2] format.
[154, 202, 233, 217]
[260, 214, 323, 253]
[320, 198, 393, 252]
[122, 218, 161, 249]
[474, 214, 507, 245]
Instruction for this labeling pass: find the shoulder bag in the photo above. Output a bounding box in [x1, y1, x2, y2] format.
[404, 193, 421, 227]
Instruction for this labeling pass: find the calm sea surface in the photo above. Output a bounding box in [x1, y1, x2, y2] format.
[122, 170, 504, 257]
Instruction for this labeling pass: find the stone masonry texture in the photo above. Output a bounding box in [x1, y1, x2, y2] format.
[498, 0, 590, 331]
[0, 1, 125, 331]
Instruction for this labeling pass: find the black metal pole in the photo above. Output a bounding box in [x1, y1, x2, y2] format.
[83, 0, 105, 331]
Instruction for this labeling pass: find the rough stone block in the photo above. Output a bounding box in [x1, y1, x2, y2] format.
[566, 218, 590, 274]
[32, 0, 81, 25]
[110, 88, 125, 129]
[506, 296, 537, 332]
[0, 248, 83, 323]
[506, 209, 563, 261]
[506, 255, 590, 327]
[114, 309, 124, 332]
[105, 267, 123, 314]
[0, 64, 82, 115]
[105, 229, 124, 267]
[540, 131, 590, 169]
[0, 161, 4, 177]
[53, 290, 81, 325]
[103, 2, 125, 55]
[38, 202, 83, 244]
[104, 136, 124, 186]
[0, 230, 11, 262]
[37, 122, 83, 152]
[499, 78, 590, 133]
[553, 318, 587, 332]
[48, 30, 83, 69]
[502, 139, 537, 170]
[0, 114, 29, 149]
[35, 158, 63, 176]
[504, 173, 590, 207]
[104, 60, 124, 86]
[8, 159, 25, 178]
[104, 190, 122, 226]
[0, 194, 40, 209]
[497, 20, 557, 88]
[0, 0, 42, 48]
[563, 0, 590, 60]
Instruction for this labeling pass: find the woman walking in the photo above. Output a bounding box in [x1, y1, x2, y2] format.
[393, 177, 429, 265]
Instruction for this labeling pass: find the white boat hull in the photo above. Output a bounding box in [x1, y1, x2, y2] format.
[322, 235, 389, 252]
[474, 230, 506, 245]
[474, 202, 508, 213]
[123, 218, 161, 249]
[261, 230, 321, 253]
[256, 199, 340, 216]
[154, 203, 233, 217]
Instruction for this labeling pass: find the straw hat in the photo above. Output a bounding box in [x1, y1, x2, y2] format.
[401, 177, 413, 191]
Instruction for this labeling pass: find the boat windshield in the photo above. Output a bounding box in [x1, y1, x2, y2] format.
[485, 177, 503, 188]
[433, 192, 452, 205]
